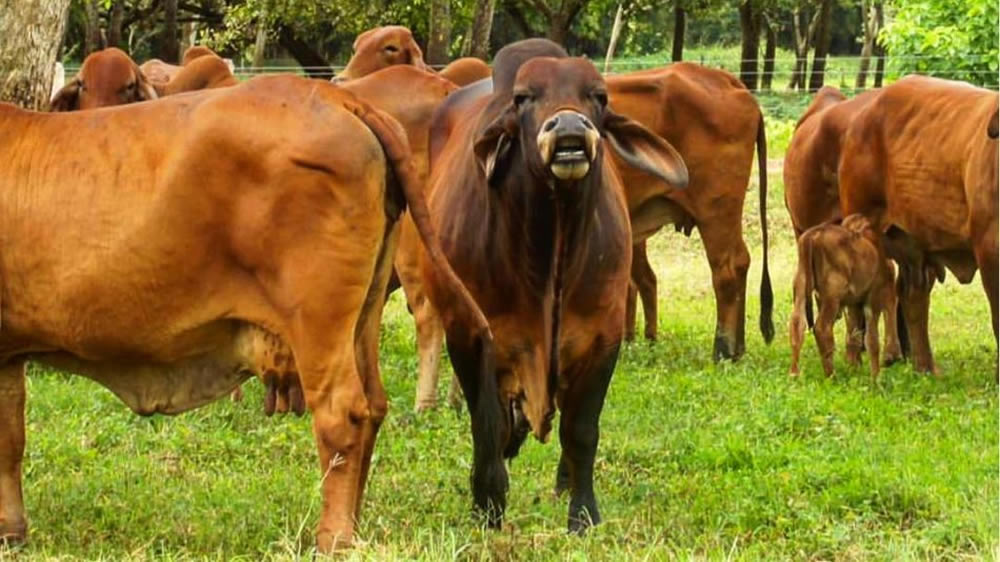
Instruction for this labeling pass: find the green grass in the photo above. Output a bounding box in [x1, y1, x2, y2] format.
[1, 151, 996, 561]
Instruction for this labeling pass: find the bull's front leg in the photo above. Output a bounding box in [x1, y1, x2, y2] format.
[701, 225, 751, 361]
[447, 338, 508, 528]
[0, 362, 26, 544]
[555, 344, 619, 533]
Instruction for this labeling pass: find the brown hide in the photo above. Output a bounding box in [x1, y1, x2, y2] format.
[0, 75, 487, 552]
[788, 215, 895, 378]
[606, 63, 773, 358]
[784, 86, 879, 235]
[157, 54, 239, 96]
[839, 75, 1000, 374]
[50, 48, 157, 111]
[440, 57, 492, 87]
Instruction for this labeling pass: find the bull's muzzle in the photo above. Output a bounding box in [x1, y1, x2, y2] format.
[537, 110, 600, 181]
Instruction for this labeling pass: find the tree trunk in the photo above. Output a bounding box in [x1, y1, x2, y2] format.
[253, 2, 270, 68]
[855, 0, 877, 88]
[545, 1, 585, 46]
[738, 0, 761, 91]
[465, 0, 496, 59]
[277, 25, 333, 78]
[108, 0, 124, 47]
[83, 0, 102, 55]
[761, 13, 776, 90]
[427, 0, 451, 65]
[873, 1, 885, 87]
[161, 0, 179, 62]
[808, 0, 833, 92]
[671, 4, 685, 62]
[0, 0, 72, 109]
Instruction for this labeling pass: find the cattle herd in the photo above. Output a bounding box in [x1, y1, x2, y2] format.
[0, 24, 996, 553]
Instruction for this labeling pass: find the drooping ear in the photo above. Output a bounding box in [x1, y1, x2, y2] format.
[473, 108, 516, 185]
[405, 38, 431, 72]
[603, 109, 688, 189]
[49, 77, 81, 111]
[132, 65, 159, 102]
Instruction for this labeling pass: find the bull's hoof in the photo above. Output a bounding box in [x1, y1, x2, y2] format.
[712, 334, 744, 362]
[882, 348, 903, 367]
[624, 331, 636, 343]
[315, 528, 353, 554]
[413, 400, 437, 414]
[643, 329, 657, 342]
[567, 505, 601, 535]
[553, 459, 570, 497]
[230, 385, 244, 402]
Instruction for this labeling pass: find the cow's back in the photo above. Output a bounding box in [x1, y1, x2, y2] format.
[840, 76, 998, 253]
[0, 77, 386, 359]
[607, 63, 760, 231]
[785, 88, 878, 234]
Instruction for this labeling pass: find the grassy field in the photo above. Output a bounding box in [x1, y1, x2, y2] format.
[1, 123, 997, 561]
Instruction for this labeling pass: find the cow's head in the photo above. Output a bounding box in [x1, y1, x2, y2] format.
[50, 47, 157, 111]
[473, 57, 688, 190]
[335, 26, 429, 82]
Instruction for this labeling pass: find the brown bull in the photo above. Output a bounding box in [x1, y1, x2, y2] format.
[0, 75, 486, 552]
[50, 47, 157, 111]
[608, 63, 774, 358]
[155, 54, 239, 96]
[839, 76, 999, 374]
[784, 86, 902, 365]
[419, 39, 687, 532]
[788, 215, 895, 379]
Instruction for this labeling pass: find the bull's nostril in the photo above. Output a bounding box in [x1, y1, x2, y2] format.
[543, 118, 558, 132]
[582, 118, 594, 130]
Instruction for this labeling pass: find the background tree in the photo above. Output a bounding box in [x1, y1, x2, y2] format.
[671, 2, 685, 61]
[855, 0, 879, 88]
[879, 0, 999, 87]
[465, 0, 496, 58]
[427, 0, 451, 64]
[807, 0, 833, 91]
[1, 0, 73, 109]
[162, 0, 179, 62]
[738, 0, 762, 90]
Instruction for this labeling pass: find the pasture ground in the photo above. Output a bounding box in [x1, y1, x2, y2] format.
[0, 111, 996, 561]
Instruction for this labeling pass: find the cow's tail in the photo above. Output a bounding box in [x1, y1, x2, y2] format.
[350, 100, 496, 377]
[757, 112, 775, 343]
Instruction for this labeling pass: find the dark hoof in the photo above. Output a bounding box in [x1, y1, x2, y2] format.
[567, 507, 600, 535]
[713, 334, 744, 362]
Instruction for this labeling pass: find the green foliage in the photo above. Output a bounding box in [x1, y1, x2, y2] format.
[2, 154, 996, 560]
[879, 0, 999, 87]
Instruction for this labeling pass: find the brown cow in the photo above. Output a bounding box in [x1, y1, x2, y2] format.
[419, 39, 687, 532]
[788, 215, 895, 378]
[0, 75, 487, 552]
[336, 26, 430, 81]
[155, 54, 239, 96]
[140, 45, 225, 89]
[783, 86, 902, 365]
[50, 47, 157, 111]
[439, 57, 492, 87]
[608, 64, 774, 358]
[839, 76, 999, 374]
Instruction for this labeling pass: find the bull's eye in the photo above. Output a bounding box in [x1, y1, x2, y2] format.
[384, 45, 400, 54]
[513, 93, 530, 107]
[593, 91, 608, 107]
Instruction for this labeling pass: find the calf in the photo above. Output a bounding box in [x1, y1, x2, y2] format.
[839, 76, 999, 373]
[788, 215, 895, 378]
